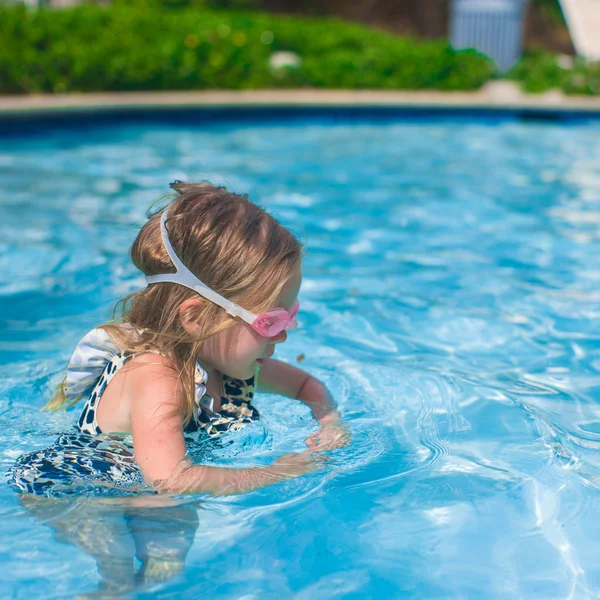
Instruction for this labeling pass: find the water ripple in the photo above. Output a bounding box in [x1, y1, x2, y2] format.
[1, 117, 600, 597]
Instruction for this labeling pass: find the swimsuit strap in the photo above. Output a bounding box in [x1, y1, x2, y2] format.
[77, 351, 131, 435]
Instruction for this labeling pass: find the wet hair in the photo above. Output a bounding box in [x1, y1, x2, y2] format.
[46, 182, 303, 425]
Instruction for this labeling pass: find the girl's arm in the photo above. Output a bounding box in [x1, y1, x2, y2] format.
[256, 358, 340, 421]
[256, 359, 350, 451]
[156, 451, 323, 495]
[126, 355, 319, 495]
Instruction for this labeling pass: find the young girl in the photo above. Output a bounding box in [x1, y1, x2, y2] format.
[10, 181, 349, 498]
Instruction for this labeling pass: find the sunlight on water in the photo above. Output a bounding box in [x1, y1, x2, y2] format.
[1, 114, 600, 597]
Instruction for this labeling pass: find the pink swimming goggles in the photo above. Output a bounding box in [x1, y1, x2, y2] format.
[146, 208, 299, 338]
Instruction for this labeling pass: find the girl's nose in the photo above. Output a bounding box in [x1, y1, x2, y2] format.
[273, 330, 288, 344]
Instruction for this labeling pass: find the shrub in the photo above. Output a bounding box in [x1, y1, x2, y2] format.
[0, 4, 495, 94]
[509, 51, 600, 95]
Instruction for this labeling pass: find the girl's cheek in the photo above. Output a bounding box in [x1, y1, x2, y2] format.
[273, 330, 288, 344]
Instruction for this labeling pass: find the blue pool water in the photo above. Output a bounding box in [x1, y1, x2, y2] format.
[1, 112, 600, 598]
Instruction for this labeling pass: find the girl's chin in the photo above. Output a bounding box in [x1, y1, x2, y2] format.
[240, 362, 261, 380]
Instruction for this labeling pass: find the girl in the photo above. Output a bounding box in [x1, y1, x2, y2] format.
[10, 181, 349, 498]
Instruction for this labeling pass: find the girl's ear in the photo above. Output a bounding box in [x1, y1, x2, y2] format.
[179, 298, 203, 335]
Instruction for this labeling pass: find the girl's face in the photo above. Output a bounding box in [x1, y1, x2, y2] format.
[198, 267, 302, 380]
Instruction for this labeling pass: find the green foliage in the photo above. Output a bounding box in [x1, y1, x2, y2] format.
[4, 4, 595, 96]
[112, 0, 258, 10]
[0, 4, 494, 94]
[509, 51, 600, 95]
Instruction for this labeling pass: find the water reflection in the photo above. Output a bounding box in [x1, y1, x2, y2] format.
[18, 494, 200, 596]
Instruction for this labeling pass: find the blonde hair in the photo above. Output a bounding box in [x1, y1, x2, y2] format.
[45, 182, 303, 425]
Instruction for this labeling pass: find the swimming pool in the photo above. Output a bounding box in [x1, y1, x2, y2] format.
[1, 110, 600, 598]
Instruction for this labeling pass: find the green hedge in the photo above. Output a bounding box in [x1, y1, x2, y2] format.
[509, 51, 600, 95]
[0, 4, 495, 94]
[2, 4, 598, 95]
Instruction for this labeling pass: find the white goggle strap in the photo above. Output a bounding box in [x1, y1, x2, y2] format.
[145, 208, 257, 324]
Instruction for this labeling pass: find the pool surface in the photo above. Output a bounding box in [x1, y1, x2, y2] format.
[1, 112, 600, 598]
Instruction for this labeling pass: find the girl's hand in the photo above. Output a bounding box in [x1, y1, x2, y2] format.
[305, 414, 351, 452]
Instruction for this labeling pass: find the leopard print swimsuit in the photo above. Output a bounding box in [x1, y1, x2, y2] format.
[9, 327, 259, 497]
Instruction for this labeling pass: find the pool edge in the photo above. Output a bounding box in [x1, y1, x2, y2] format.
[1, 88, 600, 117]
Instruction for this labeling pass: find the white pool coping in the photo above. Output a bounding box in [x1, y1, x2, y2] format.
[1, 86, 599, 115]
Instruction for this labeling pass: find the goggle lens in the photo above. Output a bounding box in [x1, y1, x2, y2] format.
[252, 301, 299, 337]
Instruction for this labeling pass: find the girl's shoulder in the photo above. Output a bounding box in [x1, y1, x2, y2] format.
[97, 351, 183, 433]
[119, 352, 181, 400]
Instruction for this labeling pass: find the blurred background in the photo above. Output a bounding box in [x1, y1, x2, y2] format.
[0, 0, 598, 96]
